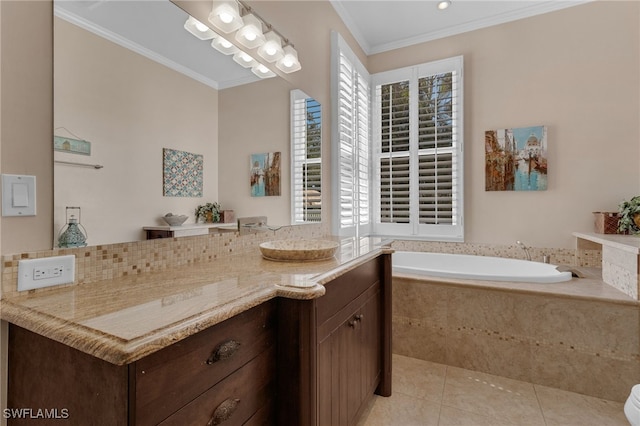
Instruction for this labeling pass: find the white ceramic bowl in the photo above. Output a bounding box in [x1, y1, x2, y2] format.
[162, 214, 188, 226]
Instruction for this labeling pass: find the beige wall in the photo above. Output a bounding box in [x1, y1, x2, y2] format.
[1, 2, 53, 421]
[218, 0, 364, 226]
[54, 18, 219, 245]
[368, 1, 640, 247]
[0, 2, 638, 250]
[0, 0, 53, 254]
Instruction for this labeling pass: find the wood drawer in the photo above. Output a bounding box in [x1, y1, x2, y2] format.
[315, 256, 382, 326]
[158, 346, 275, 426]
[133, 301, 276, 426]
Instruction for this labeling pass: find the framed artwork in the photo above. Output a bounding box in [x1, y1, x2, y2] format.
[163, 148, 203, 197]
[54, 136, 91, 156]
[250, 152, 281, 197]
[485, 125, 548, 191]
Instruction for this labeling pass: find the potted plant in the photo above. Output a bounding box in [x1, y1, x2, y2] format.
[617, 195, 640, 235]
[195, 202, 221, 223]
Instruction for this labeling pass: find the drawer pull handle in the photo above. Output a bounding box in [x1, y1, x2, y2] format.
[207, 398, 240, 426]
[207, 340, 241, 365]
[355, 314, 364, 321]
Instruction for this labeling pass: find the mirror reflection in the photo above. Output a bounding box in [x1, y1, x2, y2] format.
[53, 0, 297, 247]
[290, 90, 322, 224]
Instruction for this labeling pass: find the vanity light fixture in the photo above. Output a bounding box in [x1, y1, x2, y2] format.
[208, 0, 244, 33]
[234, 13, 266, 49]
[257, 31, 284, 63]
[251, 64, 276, 79]
[276, 45, 301, 73]
[184, 0, 301, 75]
[211, 34, 240, 55]
[232, 50, 258, 68]
[184, 16, 217, 40]
[437, 0, 451, 10]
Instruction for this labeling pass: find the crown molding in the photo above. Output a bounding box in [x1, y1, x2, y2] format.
[332, 1, 592, 56]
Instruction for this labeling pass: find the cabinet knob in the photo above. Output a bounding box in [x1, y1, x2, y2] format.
[348, 320, 357, 328]
[206, 340, 241, 365]
[207, 398, 240, 426]
[355, 314, 364, 321]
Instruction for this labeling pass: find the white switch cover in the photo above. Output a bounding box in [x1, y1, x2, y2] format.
[17, 255, 75, 291]
[2, 174, 36, 216]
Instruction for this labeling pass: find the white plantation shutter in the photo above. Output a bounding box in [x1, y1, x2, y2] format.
[332, 33, 371, 236]
[292, 91, 322, 224]
[373, 56, 464, 240]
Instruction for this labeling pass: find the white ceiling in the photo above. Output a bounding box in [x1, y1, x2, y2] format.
[330, 0, 591, 55]
[55, 0, 590, 89]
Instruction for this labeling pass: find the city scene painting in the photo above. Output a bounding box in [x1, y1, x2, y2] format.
[250, 152, 281, 197]
[485, 125, 548, 191]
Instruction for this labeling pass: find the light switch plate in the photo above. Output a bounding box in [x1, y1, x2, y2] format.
[2, 174, 36, 216]
[17, 255, 75, 291]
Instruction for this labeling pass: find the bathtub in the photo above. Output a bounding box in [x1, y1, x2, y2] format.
[392, 251, 573, 283]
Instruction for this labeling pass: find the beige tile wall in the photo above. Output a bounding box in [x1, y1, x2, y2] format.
[390, 240, 602, 267]
[393, 277, 640, 402]
[1, 224, 326, 297]
[2, 234, 601, 297]
[602, 245, 640, 300]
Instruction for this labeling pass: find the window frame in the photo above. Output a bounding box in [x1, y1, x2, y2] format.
[371, 56, 464, 241]
[291, 89, 322, 224]
[330, 32, 372, 237]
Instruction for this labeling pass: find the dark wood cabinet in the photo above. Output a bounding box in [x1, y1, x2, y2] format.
[318, 285, 381, 425]
[7, 301, 276, 425]
[277, 253, 392, 426]
[7, 253, 392, 426]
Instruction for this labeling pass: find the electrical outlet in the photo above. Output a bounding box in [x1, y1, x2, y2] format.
[17, 255, 75, 291]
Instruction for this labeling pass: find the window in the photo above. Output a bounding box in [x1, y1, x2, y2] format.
[372, 57, 464, 240]
[332, 32, 463, 241]
[331, 32, 371, 237]
[291, 90, 322, 223]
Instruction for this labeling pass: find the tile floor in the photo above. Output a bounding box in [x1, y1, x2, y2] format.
[358, 354, 630, 426]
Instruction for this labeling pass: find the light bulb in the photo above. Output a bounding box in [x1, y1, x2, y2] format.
[195, 21, 209, 32]
[275, 45, 301, 73]
[219, 11, 234, 23]
[257, 64, 269, 73]
[239, 52, 252, 63]
[283, 55, 294, 68]
[220, 38, 233, 48]
[185, 16, 216, 40]
[234, 14, 265, 49]
[257, 31, 284, 63]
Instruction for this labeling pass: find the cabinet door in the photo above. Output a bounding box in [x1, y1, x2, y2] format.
[317, 284, 381, 426]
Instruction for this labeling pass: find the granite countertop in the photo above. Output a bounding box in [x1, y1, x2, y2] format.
[0, 237, 391, 365]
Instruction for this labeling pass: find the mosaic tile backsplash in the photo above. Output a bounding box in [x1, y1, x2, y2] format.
[2, 223, 327, 297]
[2, 230, 601, 297]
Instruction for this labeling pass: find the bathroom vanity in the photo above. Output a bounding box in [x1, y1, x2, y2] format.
[2, 238, 392, 425]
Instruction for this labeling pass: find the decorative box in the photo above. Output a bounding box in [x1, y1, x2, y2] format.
[593, 212, 625, 234]
[221, 210, 235, 223]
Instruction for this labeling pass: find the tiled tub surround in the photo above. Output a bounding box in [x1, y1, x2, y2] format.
[574, 232, 640, 300]
[392, 273, 639, 403]
[390, 239, 602, 268]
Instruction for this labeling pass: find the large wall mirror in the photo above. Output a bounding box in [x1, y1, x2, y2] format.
[53, 0, 300, 247]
